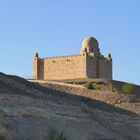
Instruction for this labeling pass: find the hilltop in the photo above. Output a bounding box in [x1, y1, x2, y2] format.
[0, 72, 140, 140]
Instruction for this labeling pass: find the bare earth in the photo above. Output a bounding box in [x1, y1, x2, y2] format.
[0, 73, 140, 140]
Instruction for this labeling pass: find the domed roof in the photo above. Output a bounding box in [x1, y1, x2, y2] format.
[81, 36, 100, 55]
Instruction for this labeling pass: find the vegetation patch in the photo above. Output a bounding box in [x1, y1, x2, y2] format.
[85, 82, 103, 91]
[122, 83, 135, 94]
[86, 82, 95, 89]
[112, 87, 118, 92]
[95, 85, 102, 90]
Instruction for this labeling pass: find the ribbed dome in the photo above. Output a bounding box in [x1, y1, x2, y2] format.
[81, 36, 100, 55]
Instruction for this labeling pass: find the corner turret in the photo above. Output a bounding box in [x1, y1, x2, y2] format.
[33, 52, 39, 80]
[34, 52, 39, 58]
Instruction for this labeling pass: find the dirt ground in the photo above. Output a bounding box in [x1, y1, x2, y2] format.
[0, 73, 140, 140]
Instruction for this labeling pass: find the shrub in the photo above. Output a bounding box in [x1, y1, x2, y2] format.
[95, 85, 101, 90]
[122, 83, 135, 94]
[86, 82, 94, 89]
[112, 87, 118, 92]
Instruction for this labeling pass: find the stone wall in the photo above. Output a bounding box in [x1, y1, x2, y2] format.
[99, 58, 112, 79]
[33, 57, 38, 80]
[86, 55, 97, 78]
[43, 55, 87, 80]
[34, 58, 44, 80]
[38, 59, 44, 80]
[86, 55, 112, 79]
[34, 53, 112, 80]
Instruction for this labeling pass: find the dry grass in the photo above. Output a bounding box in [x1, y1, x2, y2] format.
[22, 111, 41, 118]
[0, 127, 9, 140]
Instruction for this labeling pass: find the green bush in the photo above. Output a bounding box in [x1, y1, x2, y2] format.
[122, 83, 135, 94]
[86, 82, 94, 89]
[95, 85, 101, 90]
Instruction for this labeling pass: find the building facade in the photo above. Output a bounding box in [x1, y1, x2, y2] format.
[33, 36, 112, 80]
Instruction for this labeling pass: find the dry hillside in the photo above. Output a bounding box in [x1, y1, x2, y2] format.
[0, 72, 140, 140]
[38, 79, 140, 115]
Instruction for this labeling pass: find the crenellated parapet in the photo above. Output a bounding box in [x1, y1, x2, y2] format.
[44, 54, 81, 60]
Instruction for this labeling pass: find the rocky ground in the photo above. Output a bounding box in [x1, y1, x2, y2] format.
[0, 73, 140, 140]
[39, 80, 140, 115]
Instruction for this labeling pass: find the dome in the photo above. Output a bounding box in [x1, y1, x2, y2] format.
[81, 36, 100, 55]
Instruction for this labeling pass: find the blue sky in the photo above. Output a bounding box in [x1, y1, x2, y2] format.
[0, 0, 140, 85]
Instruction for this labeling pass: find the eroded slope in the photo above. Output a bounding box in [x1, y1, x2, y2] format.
[0, 73, 140, 140]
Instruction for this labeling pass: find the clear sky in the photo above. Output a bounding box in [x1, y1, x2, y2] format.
[0, 0, 140, 85]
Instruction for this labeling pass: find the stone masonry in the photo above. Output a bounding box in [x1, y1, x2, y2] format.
[33, 36, 112, 80]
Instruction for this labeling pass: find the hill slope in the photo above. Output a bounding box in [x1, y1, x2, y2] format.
[37, 79, 140, 114]
[0, 73, 140, 140]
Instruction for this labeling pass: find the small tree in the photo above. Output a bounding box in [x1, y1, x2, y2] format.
[122, 83, 135, 94]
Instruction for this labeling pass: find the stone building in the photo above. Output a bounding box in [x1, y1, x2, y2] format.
[33, 36, 112, 80]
